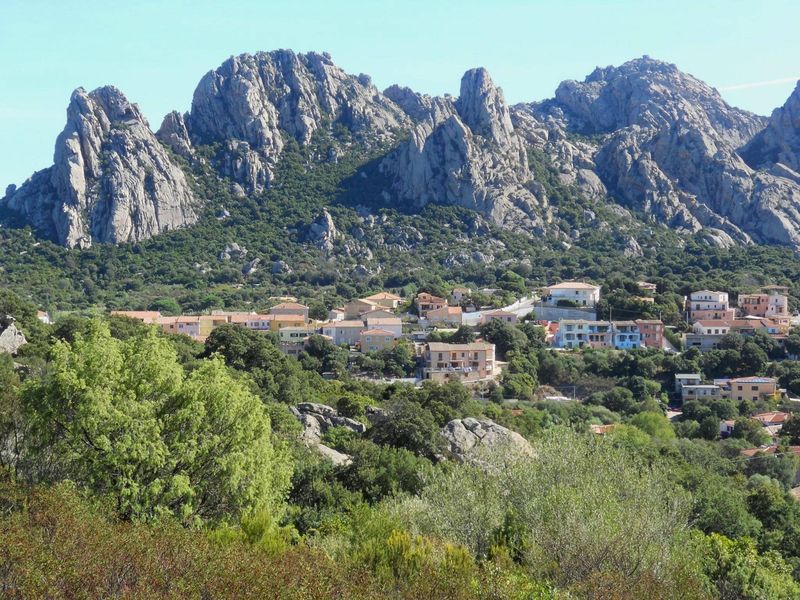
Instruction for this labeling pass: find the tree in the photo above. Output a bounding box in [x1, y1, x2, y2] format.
[368, 399, 444, 458]
[22, 321, 292, 524]
[781, 415, 800, 445]
[732, 418, 769, 447]
[148, 297, 181, 315]
[629, 412, 676, 440]
[479, 320, 528, 359]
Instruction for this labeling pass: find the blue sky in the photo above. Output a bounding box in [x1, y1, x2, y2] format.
[2, 0, 798, 190]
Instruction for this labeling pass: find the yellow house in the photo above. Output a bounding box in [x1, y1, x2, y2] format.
[359, 329, 397, 353]
[343, 299, 381, 319]
[269, 314, 307, 332]
[362, 292, 402, 310]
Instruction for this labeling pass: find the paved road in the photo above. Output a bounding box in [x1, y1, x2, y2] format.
[461, 296, 538, 326]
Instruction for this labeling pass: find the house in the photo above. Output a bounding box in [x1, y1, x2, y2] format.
[416, 293, 448, 317]
[738, 287, 789, 320]
[540, 282, 601, 308]
[359, 329, 397, 353]
[426, 306, 463, 327]
[321, 320, 365, 346]
[553, 320, 642, 350]
[328, 308, 345, 322]
[364, 315, 403, 337]
[423, 341, 497, 384]
[362, 292, 402, 310]
[720, 419, 736, 437]
[723, 377, 781, 403]
[343, 299, 381, 319]
[269, 314, 308, 332]
[277, 326, 315, 357]
[231, 314, 272, 331]
[682, 384, 723, 402]
[675, 373, 702, 393]
[111, 310, 162, 324]
[269, 302, 309, 322]
[686, 290, 736, 323]
[451, 287, 471, 303]
[590, 424, 620, 435]
[36, 310, 52, 324]
[612, 321, 643, 349]
[685, 317, 783, 351]
[481, 310, 518, 325]
[554, 320, 611, 349]
[635, 319, 664, 349]
[637, 281, 658, 294]
[157, 315, 219, 340]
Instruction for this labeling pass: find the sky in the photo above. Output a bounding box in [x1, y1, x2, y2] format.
[1, 0, 799, 191]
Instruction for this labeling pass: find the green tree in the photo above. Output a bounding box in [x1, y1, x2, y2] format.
[629, 412, 676, 440]
[368, 399, 444, 458]
[23, 321, 292, 524]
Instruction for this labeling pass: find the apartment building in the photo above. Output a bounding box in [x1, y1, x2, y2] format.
[738, 286, 789, 320]
[553, 320, 642, 350]
[635, 319, 665, 349]
[359, 329, 396, 353]
[422, 342, 497, 384]
[269, 301, 309, 322]
[416, 293, 448, 317]
[686, 290, 736, 322]
[540, 282, 601, 308]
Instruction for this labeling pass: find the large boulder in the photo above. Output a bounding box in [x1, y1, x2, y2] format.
[0, 323, 27, 355]
[440, 417, 534, 463]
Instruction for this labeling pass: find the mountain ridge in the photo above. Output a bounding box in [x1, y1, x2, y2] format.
[3, 51, 800, 251]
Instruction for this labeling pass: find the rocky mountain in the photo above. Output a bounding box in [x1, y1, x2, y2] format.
[523, 57, 800, 247]
[180, 50, 411, 194]
[4, 52, 800, 252]
[741, 81, 800, 173]
[2, 87, 197, 248]
[381, 68, 550, 233]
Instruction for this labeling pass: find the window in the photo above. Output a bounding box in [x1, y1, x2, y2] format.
[751, 386, 758, 391]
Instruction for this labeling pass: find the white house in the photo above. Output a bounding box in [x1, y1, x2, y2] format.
[540, 282, 601, 308]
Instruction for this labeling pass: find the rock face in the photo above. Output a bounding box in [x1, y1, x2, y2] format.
[186, 50, 411, 193]
[0, 323, 27, 355]
[292, 402, 367, 466]
[2, 87, 197, 248]
[382, 69, 550, 233]
[741, 81, 800, 171]
[536, 57, 800, 247]
[306, 208, 338, 252]
[440, 417, 534, 463]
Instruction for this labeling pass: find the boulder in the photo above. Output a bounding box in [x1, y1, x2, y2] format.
[0, 323, 27, 355]
[440, 418, 534, 463]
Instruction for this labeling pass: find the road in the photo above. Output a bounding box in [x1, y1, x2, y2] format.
[461, 296, 538, 326]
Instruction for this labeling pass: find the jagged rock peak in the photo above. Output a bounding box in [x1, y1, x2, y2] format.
[2, 86, 197, 248]
[741, 81, 800, 171]
[555, 56, 765, 145]
[186, 50, 412, 193]
[456, 68, 515, 143]
[156, 110, 193, 159]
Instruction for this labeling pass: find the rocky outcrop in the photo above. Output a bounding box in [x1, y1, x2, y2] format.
[440, 418, 534, 463]
[156, 111, 194, 159]
[0, 323, 27, 355]
[544, 57, 800, 247]
[382, 69, 550, 233]
[292, 402, 367, 466]
[2, 87, 197, 248]
[741, 81, 800, 171]
[186, 50, 411, 193]
[306, 208, 338, 252]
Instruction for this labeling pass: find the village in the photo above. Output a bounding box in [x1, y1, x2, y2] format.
[107, 281, 800, 448]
